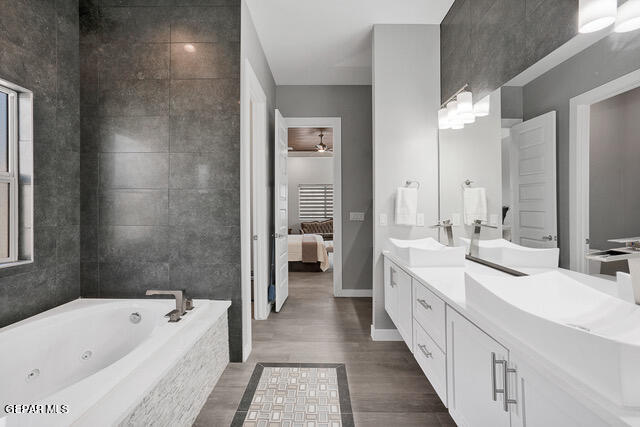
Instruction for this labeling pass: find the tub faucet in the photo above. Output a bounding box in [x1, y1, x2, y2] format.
[469, 219, 498, 257]
[145, 289, 194, 322]
[431, 220, 455, 246]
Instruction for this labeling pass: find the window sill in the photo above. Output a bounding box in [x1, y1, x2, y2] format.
[0, 260, 33, 270]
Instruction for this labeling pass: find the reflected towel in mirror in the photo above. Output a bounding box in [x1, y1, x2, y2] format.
[463, 187, 487, 225]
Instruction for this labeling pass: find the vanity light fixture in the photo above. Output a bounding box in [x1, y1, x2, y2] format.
[438, 107, 451, 130]
[447, 100, 463, 129]
[615, 0, 640, 32]
[473, 95, 491, 117]
[457, 91, 476, 124]
[579, 0, 617, 33]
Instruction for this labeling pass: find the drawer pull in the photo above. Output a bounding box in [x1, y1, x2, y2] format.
[390, 267, 397, 287]
[418, 344, 433, 358]
[417, 299, 432, 310]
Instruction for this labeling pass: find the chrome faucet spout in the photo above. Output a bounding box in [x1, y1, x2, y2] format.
[469, 220, 498, 257]
[431, 219, 455, 246]
[146, 289, 192, 322]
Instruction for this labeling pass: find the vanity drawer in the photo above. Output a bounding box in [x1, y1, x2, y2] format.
[414, 321, 447, 406]
[413, 281, 446, 352]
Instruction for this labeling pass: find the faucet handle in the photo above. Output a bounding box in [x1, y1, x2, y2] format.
[473, 219, 498, 229]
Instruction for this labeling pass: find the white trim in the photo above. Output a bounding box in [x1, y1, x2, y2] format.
[335, 289, 373, 298]
[285, 117, 343, 298]
[370, 324, 403, 341]
[569, 68, 640, 273]
[241, 59, 270, 361]
[0, 84, 18, 264]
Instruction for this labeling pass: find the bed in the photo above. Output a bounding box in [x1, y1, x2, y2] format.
[288, 234, 330, 272]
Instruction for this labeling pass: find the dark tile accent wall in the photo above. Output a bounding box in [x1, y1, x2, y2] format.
[440, 0, 579, 103]
[79, 0, 242, 360]
[0, 0, 81, 326]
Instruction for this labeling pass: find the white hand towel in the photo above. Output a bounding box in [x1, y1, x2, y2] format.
[463, 187, 487, 226]
[395, 187, 418, 226]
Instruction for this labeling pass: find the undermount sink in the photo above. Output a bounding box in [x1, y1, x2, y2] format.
[388, 237, 466, 267]
[465, 271, 640, 407]
[458, 237, 559, 269]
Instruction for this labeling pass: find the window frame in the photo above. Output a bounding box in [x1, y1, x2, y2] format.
[0, 84, 18, 264]
[298, 183, 334, 221]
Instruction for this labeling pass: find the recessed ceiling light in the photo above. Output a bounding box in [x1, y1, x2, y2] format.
[184, 44, 196, 53]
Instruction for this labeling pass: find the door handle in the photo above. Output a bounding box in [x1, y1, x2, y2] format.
[417, 344, 433, 358]
[491, 352, 506, 402]
[503, 364, 518, 412]
[417, 299, 432, 310]
[542, 235, 554, 241]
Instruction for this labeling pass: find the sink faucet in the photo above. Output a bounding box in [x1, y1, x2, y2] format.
[145, 289, 194, 322]
[469, 219, 498, 257]
[431, 220, 455, 246]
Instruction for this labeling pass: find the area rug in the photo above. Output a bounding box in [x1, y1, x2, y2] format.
[231, 363, 354, 427]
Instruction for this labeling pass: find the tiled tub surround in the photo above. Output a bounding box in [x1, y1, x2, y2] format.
[0, 298, 230, 427]
[0, 0, 81, 327]
[79, 1, 243, 360]
[383, 252, 640, 425]
[232, 363, 354, 427]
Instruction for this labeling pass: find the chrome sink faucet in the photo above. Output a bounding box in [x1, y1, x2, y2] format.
[145, 289, 194, 322]
[431, 219, 455, 246]
[469, 219, 498, 257]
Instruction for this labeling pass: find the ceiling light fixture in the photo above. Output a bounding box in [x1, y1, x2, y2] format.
[184, 44, 196, 53]
[579, 0, 617, 33]
[615, 0, 640, 32]
[315, 131, 328, 152]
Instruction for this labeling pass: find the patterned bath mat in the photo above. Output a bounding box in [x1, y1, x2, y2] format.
[231, 363, 354, 427]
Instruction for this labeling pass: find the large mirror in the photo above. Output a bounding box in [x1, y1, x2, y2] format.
[438, 34, 640, 281]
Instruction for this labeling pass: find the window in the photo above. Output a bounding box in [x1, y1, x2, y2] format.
[0, 85, 18, 263]
[298, 184, 333, 220]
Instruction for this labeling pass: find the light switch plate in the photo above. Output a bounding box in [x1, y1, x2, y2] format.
[379, 213, 388, 226]
[417, 213, 425, 227]
[452, 213, 461, 226]
[350, 212, 365, 221]
[490, 214, 499, 226]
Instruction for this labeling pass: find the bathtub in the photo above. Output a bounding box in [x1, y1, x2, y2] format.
[0, 298, 231, 427]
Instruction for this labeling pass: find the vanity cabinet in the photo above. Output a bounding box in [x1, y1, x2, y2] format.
[383, 258, 413, 348]
[446, 307, 511, 427]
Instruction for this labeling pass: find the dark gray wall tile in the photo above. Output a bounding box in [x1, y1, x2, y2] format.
[101, 7, 171, 43]
[169, 225, 239, 264]
[525, 0, 578, 66]
[97, 79, 170, 117]
[99, 42, 170, 81]
[100, 153, 169, 189]
[86, 116, 169, 153]
[170, 42, 239, 79]
[80, 261, 99, 297]
[170, 79, 239, 116]
[57, 225, 81, 265]
[99, 261, 170, 297]
[169, 152, 237, 189]
[170, 113, 238, 152]
[169, 262, 239, 297]
[100, 190, 169, 225]
[98, 225, 169, 262]
[170, 6, 239, 43]
[168, 189, 239, 227]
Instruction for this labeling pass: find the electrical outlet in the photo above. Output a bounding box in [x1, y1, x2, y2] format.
[350, 212, 365, 221]
[417, 213, 425, 227]
[379, 213, 388, 226]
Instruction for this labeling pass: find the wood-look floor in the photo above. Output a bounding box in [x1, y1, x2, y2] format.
[195, 271, 456, 426]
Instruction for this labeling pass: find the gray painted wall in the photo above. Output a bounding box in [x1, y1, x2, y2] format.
[0, 0, 81, 327]
[372, 25, 440, 330]
[79, 1, 243, 360]
[276, 86, 373, 291]
[523, 30, 640, 268]
[440, 0, 578, 103]
[589, 86, 640, 250]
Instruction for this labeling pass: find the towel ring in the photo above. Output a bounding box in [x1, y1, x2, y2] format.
[463, 179, 473, 186]
[405, 180, 420, 189]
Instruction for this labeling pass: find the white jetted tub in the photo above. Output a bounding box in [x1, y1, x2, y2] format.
[0, 298, 230, 427]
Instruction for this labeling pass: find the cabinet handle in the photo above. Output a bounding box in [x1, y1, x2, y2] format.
[390, 267, 397, 287]
[417, 299, 432, 310]
[491, 352, 506, 402]
[503, 364, 518, 412]
[418, 344, 433, 358]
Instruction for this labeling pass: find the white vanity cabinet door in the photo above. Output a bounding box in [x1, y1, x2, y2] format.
[446, 306, 511, 427]
[510, 357, 609, 427]
[413, 280, 446, 351]
[383, 258, 398, 324]
[414, 322, 447, 405]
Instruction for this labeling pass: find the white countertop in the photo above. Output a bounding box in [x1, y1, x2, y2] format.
[383, 251, 640, 426]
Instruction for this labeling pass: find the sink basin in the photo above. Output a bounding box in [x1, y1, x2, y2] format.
[459, 238, 559, 269]
[388, 237, 466, 267]
[465, 271, 640, 407]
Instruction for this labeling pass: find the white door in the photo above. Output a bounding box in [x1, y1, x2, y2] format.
[510, 111, 557, 248]
[446, 307, 511, 427]
[274, 109, 289, 312]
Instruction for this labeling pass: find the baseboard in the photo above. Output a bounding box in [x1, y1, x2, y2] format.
[334, 289, 373, 297]
[370, 325, 403, 341]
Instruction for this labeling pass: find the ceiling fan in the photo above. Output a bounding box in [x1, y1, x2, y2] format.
[315, 130, 332, 153]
